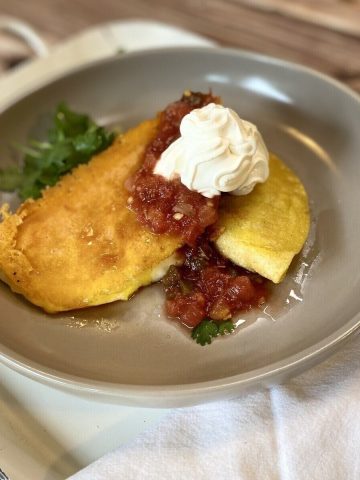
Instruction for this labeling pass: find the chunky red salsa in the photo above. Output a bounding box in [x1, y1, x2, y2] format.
[127, 91, 268, 335]
[162, 235, 267, 328]
[128, 92, 220, 245]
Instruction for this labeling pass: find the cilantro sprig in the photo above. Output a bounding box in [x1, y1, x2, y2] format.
[0, 103, 114, 200]
[191, 319, 235, 346]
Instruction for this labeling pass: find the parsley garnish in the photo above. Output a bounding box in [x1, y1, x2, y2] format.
[218, 320, 235, 336]
[191, 319, 219, 346]
[0, 103, 114, 200]
[191, 319, 235, 346]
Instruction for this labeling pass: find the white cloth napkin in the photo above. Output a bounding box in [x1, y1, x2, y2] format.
[69, 334, 360, 480]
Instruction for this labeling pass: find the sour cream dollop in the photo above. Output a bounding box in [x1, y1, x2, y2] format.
[153, 103, 269, 198]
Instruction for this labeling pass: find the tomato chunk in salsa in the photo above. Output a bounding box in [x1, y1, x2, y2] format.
[162, 236, 267, 328]
[127, 91, 268, 332]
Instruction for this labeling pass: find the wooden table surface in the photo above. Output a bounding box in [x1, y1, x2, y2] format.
[0, 0, 359, 92]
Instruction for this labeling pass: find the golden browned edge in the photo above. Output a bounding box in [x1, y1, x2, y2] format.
[0, 118, 183, 313]
[215, 154, 310, 283]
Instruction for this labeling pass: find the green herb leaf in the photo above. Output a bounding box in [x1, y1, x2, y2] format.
[218, 320, 235, 335]
[0, 103, 114, 200]
[191, 319, 235, 346]
[0, 166, 22, 191]
[191, 319, 219, 346]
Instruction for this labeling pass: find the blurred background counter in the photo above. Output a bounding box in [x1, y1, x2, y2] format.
[0, 0, 359, 91]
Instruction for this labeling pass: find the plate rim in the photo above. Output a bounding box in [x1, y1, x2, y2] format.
[1, 314, 359, 402]
[1, 45, 359, 113]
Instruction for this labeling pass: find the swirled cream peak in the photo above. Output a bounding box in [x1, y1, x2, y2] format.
[153, 103, 269, 198]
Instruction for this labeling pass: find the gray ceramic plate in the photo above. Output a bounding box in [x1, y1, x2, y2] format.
[1, 48, 360, 407]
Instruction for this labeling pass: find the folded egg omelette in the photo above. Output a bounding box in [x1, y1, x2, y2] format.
[0, 118, 182, 313]
[0, 119, 309, 313]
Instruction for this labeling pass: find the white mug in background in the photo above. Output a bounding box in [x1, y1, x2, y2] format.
[0, 18, 213, 111]
[0, 15, 48, 60]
